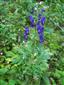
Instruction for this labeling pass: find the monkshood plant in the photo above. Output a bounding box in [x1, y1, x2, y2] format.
[23, 3, 46, 43]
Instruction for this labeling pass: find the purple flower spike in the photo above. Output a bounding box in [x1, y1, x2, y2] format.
[24, 27, 29, 34]
[29, 15, 34, 24]
[24, 34, 28, 41]
[29, 15, 34, 28]
[36, 23, 44, 43]
[36, 24, 44, 34]
[41, 17, 46, 25]
[24, 27, 29, 41]
[39, 33, 44, 43]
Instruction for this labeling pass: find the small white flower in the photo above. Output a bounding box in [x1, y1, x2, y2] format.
[23, 41, 25, 43]
[0, 52, 3, 55]
[34, 7, 37, 10]
[39, 1, 43, 5]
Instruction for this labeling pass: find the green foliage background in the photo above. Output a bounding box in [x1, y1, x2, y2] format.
[0, 0, 64, 85]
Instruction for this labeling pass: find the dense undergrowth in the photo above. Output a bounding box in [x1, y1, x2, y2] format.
[0, 0, 64, 85]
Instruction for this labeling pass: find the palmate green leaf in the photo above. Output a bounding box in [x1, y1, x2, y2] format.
[40, 49, 50, 60]
[37, 46, 51, 61]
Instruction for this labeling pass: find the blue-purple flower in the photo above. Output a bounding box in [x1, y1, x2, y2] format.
[29, 15, 34, 24]
[41, 17, 46, 25]
[24, 27, 29, 41]
[39, 33, 44, 43]
[36, 24, 44, 34]
[29, 15, 34, 27]
[24, 27, 29, 34]
[36, 23, 44, 43]
[36, 20, 40, 25]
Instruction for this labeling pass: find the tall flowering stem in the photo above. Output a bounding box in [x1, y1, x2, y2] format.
[36, 15, 46, 43]
[36, 23, 44, 43]
[24, 27, 29, 42]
